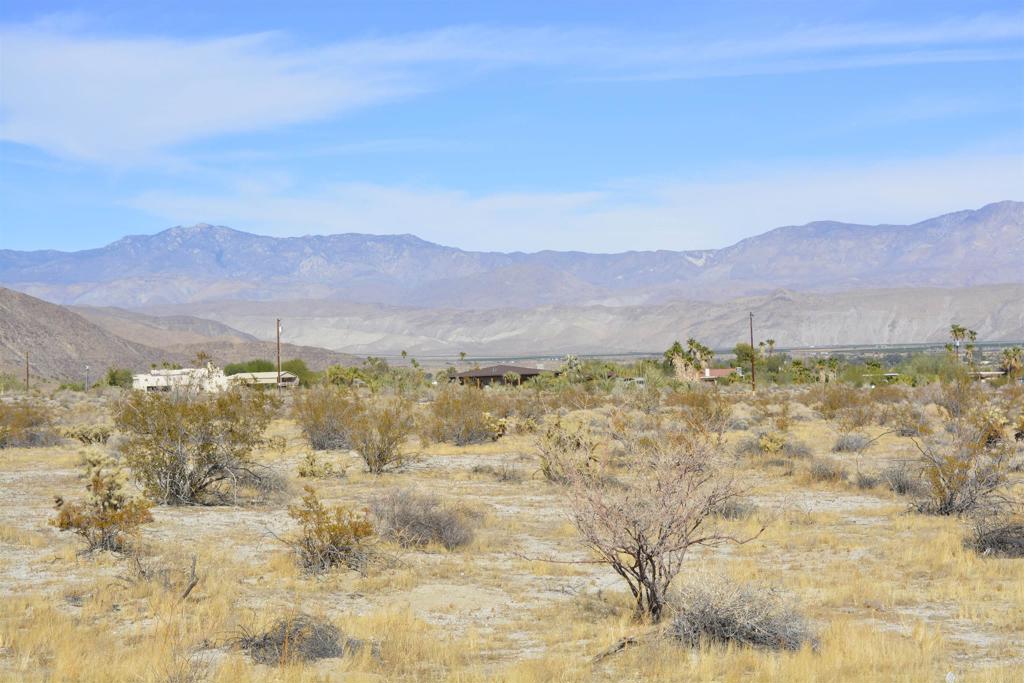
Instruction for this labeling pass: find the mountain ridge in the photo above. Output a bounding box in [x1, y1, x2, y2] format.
[5, 201, 1019, 309]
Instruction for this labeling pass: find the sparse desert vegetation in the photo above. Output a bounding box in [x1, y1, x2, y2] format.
[1, 352, 1023, 682]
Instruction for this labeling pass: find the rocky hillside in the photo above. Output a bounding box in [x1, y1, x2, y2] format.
[2, 202, 1020, 308]
[142, 284, 1024, 356]
[0, 287, 184, 379]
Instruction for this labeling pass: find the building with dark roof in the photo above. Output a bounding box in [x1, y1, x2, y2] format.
[455, 364, 554, 387]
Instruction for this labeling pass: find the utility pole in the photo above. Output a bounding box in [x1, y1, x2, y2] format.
[276, 318, 282, 392]
[24, 351, 29, 393]
[749, 312, 757, 392]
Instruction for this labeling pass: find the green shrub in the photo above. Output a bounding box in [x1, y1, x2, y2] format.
[287, 486, 375, 574]
[114, 389, 279, 504]
[104, 367, 133, 389]
[418, 385, 504, 446]
[292, 386, 362, 450]
[0, 401, 60, 448]
[349, 398, 414, 474]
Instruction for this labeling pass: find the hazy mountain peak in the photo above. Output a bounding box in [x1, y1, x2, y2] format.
[1, 201, 1020, 309]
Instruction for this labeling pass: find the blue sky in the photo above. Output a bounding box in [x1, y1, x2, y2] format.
[1, 1, 1022, 253]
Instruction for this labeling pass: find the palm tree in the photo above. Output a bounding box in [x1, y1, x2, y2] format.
[964, 329, 978, 366]
[765, 339, 776, 357]
[1002, 347, 1023, 380]
[949, 324, 967, 362]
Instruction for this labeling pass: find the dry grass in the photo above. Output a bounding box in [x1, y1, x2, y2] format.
[0, 385, 1022, 681]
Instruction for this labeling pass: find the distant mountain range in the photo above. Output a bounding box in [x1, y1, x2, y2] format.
[2, 201, 1021, 309]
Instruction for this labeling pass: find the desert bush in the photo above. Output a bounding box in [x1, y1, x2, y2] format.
[913, 416, 1012, 516]
[808, 458, 847, 483]
[832, 432, 870, 453]
[966, 516, 1024, 558]
[349, 398, 414, 473]
[370, 489, 475, 550]
[418, 385, 504, 446]
[668, 579, 816, 651]
[557, 429, 758, 621]
[292, 386, 361, 450]
[297, 452, 339, 479]
[114, 389, 278, 505]
[470, 462, 523, 483]
[880, 464, 922, 496]
[237, 614, 376, 665]
[712, 499, 758, 520]
[734, 431, 811, 459]
[287, 486, 375, 574]
[0, 401, 60, 448]
[854, 472, 880, 489]
[60, 424, 113, 445]
[892, 403, 931, 437]
[814, 384, 865, 421]
[535, 418, 598, 484]
[104, 367, 133, 389]
[52, 453, 153, 552]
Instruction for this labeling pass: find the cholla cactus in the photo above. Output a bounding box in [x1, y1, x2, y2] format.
[52, 453, 152, 552]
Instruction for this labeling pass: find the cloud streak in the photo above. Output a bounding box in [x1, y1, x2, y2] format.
[2, 13, 1022, 162]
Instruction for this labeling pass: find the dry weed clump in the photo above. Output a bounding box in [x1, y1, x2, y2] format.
[808, 458, 848, 483]
[832, 432, 871, 453]
[286, 486, 375, 574]
[237, 614, 376, 665]
[418, 385, 505, 446]
[52, 453, 152, 552]
[880, 464, 923, 496]
[115, 389, 279, 504]
[0, 400, 60, 448]
[470, 462, 523, 483]
[966, 516, 1024, 558]
[668, 579, 816, 651]
[291, 385, 361, 450]
[370, 488, 476, 550]
[350, 397, 415, 473]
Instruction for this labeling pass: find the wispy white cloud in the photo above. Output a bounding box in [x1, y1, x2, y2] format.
[2, 13, 1021, 162]
[124, 152, 1024, 252]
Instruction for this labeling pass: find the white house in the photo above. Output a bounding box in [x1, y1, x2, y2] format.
[132, 365, 231, 393]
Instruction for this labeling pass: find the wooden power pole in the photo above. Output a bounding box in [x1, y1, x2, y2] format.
[276, 318, 282, 392]
[749, 312, 757, 392]
[24, 351, 29, 393]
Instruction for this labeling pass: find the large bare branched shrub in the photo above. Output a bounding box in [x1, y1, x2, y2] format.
[286, 486, 375, 574]
[349, 397, 414, 473]
[913, 407, 1013, 516]
[114, 389, 278, 505]
[292, 386, 361, 450]
[668, 578, 816, 651]
[556, 432, 760, 621]
[52, 453, 152, 552]
[370, 489, 476, 550]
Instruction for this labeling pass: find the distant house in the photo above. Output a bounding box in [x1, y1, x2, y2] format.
[455, 364, 553, 387]
[699, 367, 738, 382]
[229, 371, 299, 389]
[132, 365, 230, 393]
